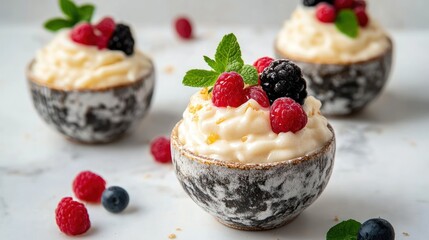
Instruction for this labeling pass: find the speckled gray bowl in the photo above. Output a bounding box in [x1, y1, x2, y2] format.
[171, 121, 336, 231]
[275, 38, 393, 115]
[27, 61, 155, 144]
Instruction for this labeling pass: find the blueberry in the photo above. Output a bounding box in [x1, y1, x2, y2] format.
[358, 218, 395, 240]
[101, 186, 129, 213]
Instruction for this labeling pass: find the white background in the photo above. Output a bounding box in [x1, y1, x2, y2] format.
[0, 0, 428, 29]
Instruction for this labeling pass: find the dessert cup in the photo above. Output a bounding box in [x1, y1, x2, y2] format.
[275, 38, 393, 115]
[27, 60, 155, 144]
[171, 121, 336, 231]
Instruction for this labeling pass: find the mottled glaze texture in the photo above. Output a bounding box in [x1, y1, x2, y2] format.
[27, 63, 155, 143]
[275, 39, 393, 115]
[171, 122, 336, 231]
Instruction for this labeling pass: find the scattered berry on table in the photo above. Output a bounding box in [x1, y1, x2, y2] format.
[70, 23, 97, 46]
[72, 171, 106, 203]
[212, 72, 247, 108]
[260, 59, 307, 105]
[352, 0, 366, 9]
[55, 197, 91, 236]
[101, 186, 130, 213]
[270, 97, 308, 134]
[334, 0, 354, 9]
[358, 218, 395, 240]
[150, 137, 172, 163]
[174, 17, 193, 39]
[316, 3, 337, 23]
[108, 23, 135, 55]
[303, 0, 333, 7]
[95, 17, 116, 49]
[354, 7, 369, 27]
[244, 86, 270, 108]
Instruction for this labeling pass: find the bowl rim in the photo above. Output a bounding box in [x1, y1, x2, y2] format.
[26, 57, 155, 92]
[274, 36, 393, 66]
[171, 120, 335, 170]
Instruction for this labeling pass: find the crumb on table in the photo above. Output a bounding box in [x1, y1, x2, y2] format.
[403, 232, 410, 237]
[168, 233, 176, 239]
[163, 65, 175, 74]
[176, 228, 182, 231]
[334, 216, 339, 222]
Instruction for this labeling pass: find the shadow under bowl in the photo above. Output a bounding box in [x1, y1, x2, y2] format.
[275, 38, 393, 116]
[171, 121, 336, 231]
[27, 60, 155, 144]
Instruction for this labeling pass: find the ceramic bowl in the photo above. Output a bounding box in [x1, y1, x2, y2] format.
[171, 121, 336, 231]
[275, 38, 393, 115]
[27, 60, 155, 144]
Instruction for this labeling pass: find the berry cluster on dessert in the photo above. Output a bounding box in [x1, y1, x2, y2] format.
[70, 17, 135, 55]
[275, 0, 393, 115]
[171, 33, 336, 230]
[27, 0, 155, 143]
[310, 0, 369, 29]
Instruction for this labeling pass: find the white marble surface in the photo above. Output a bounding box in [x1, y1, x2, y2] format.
[0, 25, 428, 239]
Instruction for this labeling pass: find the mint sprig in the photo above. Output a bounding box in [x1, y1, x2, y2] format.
[44, 0, 95, 32]
[327, 219, 362, 240]
[183, 33, 258, 87]
[335, 10, 359, 38]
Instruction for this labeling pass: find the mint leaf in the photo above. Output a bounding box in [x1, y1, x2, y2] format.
[327, 219, 361, 240]
[78, 4, 95, 22]
[214, 33, 244, 72]
[335, 10, 359, 38]
[44, 18, 74, 32]
[183, 70, 220, 87]
[239, 64, 258, 85]
[59, 0, 79, 21]
[203, 56, 222, 72]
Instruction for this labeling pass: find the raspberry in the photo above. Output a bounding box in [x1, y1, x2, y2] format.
[353, 0, 366, 9]
[174, 17, 193, 39]
[253, 57, 274, 74]
[316, 3, 337, 23]
[95, 17, 116, 49]
[150, 137, 172, 164]
[95, 17, 116, 37]
[270, 97, 308, 134]
[354, 7, 369, 27]
[260, 59, 307, 105]
[303, 0, 333, 7]
[97, 35, 111, 50]
[55, 197, 91, 236]
[244, 86, 270, 108]
[254, 57, 274, 85]
[72, 171, 106, 203]
[334, 0, 354, 9]
[108, 23, 135, 55]
[70, 23, 97, 46]
[212, 72, 247, 108]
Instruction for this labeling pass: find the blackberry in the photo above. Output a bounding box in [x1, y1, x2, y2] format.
[108, 23, 135, 56]
[303, 0, 333, 7]
[260, 59, 307, 105]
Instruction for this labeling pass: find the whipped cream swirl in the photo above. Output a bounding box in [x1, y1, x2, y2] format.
[31, 30, 152, 90]
[178, 90, 332, 163]
[276, 6, 390, 64]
